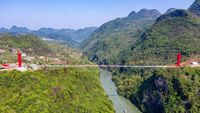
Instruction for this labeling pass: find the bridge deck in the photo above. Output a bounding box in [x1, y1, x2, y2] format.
[44, 64, 175, 68]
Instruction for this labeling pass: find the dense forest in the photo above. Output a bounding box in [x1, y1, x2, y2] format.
[112, 67, 200, 113]
[81, 9, 161, 65]
[111, 1, 200, 112]
[0, 68, 114, 113]
[119, 9, 200, 65]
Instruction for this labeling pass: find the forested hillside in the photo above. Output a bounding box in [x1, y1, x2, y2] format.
[113, 67, 200, 113]
[0, 34, 90, 65]
[0, 68, 114, 113]
[0, 34, 52, 56]
[109, 0, 200, 113]
[119, 9, 200, 65]
[81, 9, 161, 65]
[81, 0, 200, 66]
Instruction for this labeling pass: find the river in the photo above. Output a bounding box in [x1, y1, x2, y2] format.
[99, 69, 141, 113]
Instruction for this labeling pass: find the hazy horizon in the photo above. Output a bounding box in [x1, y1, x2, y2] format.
[0, 25, 98, 31]
[0, 0, 194, 30]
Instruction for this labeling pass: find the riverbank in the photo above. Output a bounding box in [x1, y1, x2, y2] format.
[99, 69, 141, 113]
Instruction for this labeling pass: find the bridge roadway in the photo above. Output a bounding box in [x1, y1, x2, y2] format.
[0, 64, 176, 72]
[44, 64, 175, 68]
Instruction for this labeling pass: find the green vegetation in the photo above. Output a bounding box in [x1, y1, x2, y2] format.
[0, 34, 114, 112]
[0, 34, 90, 65]
[80, 1, 200, 112]
[111, 7, 200, 112]
[1, 1, 200, 112]
[112, 67, 200, 113]
[45, 41, 91, 65]
[0, 68, 114, 113]
[0, 34, 51, 56]
[120, 9, 200, 65]
[0, 26, 97, 47]
[81, 1, 200, 66]
[81, 9, 161, 65]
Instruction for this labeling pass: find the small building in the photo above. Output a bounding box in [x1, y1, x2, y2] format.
[30, 64, 40, 70]
[191, 62, 199, 67]
[39, 56, 45, 59]
[24, 56, 35, 62]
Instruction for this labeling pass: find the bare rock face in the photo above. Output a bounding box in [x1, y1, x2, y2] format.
[141, 76, 168, 113]
[189, 0, 200, 16]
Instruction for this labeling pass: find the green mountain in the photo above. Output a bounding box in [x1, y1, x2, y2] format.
[118, 8, 200, 65]
[0, 68, 114, 113]
[35, 27, 97, 44]
[0, 34, 52, 56]
[70, 27, 97, 42]
[0, 34, 91, 64]
[111, 0, 200, 113]
[113, 67, 200, 113]
[81, 9, 160, 64]
[80, 9, 160, 64]
[165, 8, 177, 14]
[9, 26, 32, 33]
[81, 9, 161, 64]
[189, 0, 200, 16]
[82, 0, 200, 66]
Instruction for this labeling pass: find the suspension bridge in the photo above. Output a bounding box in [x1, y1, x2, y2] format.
[1, 51, 199, 72]
[44, 64, 175, 68]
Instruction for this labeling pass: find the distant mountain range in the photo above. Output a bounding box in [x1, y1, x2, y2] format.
[0, 26, 97, 47]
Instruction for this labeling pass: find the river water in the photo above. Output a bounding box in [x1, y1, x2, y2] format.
[99, 69, 141, 113]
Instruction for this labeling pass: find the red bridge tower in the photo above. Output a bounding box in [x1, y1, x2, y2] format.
[18, 51, 22, 67]
[177, 53, 181, 66]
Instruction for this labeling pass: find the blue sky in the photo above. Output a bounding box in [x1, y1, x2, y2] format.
[0, 0, 195, 30]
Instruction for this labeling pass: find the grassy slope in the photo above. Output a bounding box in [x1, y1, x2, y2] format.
[0, 68, 114, 113]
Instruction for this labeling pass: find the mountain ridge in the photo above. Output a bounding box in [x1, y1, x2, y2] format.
[122, 6, 200, 65]
[128, 9, 161, 20]
[81, 9, 161, 65]
[189, 0, 200, 16]
[0, 26, 97, 47]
